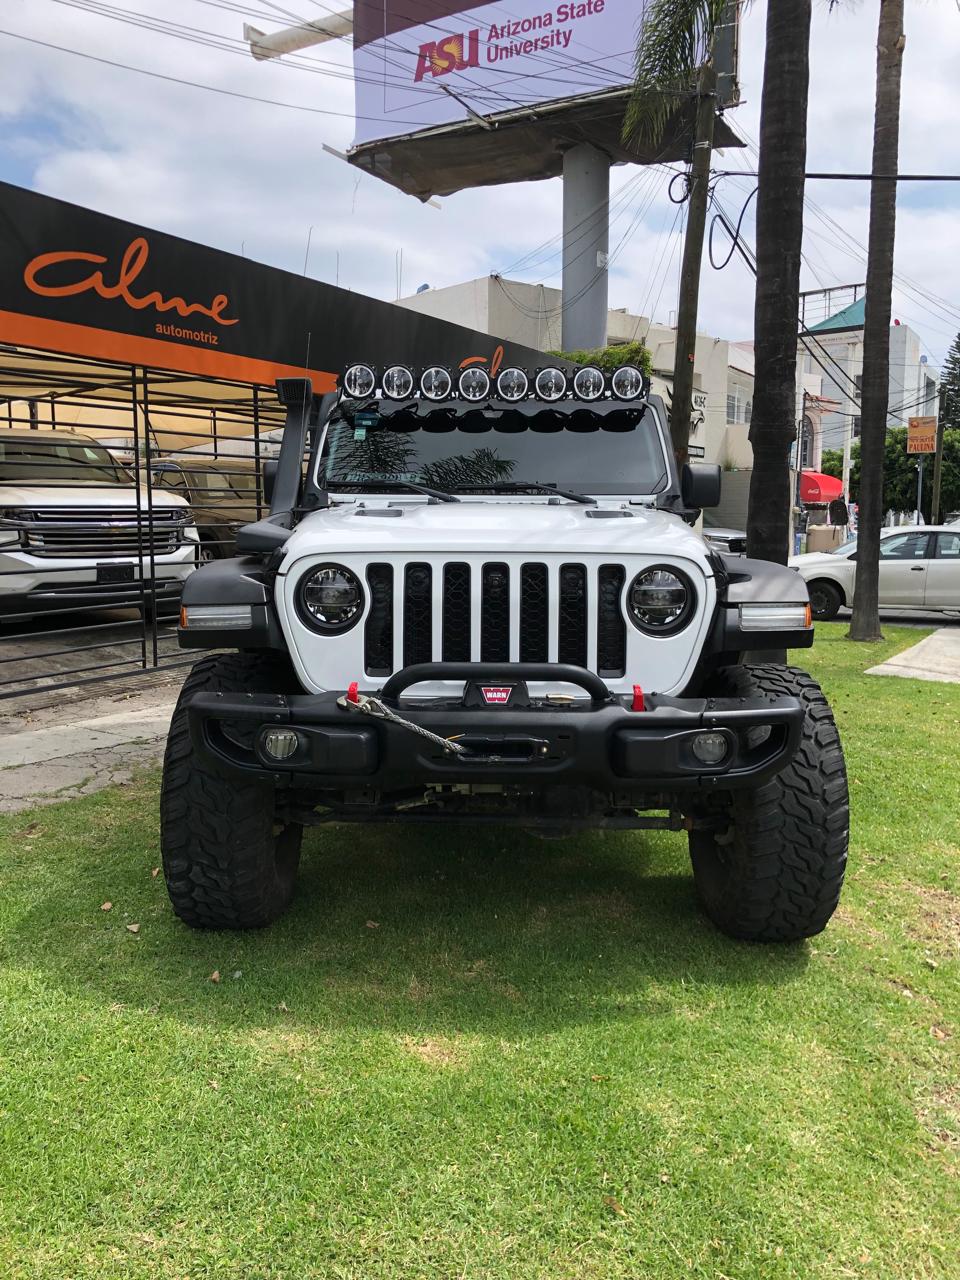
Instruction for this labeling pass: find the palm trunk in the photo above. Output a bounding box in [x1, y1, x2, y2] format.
[848, 0, 905, 641]
[745, 0, 811, 566]
[670, 63, 716, 465]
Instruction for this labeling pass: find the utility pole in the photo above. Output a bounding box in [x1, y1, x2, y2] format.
[931, 381, 947, 524]
[670, 64, 717, 465]
[849, 0, 905, 642]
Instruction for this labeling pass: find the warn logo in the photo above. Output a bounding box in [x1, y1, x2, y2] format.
[413, 29, 480, 82]
[480, 686, 513, 705]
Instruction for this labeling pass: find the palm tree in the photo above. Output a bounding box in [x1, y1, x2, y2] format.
[745, 0, 812, 566]
[629, 0, 814, 566]
[848, 0, 906, 641]
[626, 0, 727, 463]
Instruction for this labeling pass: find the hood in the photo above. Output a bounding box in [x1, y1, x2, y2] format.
[788, 551, 844, 567]
[0, 483, 190, 511]
[280, 499, 710, 564]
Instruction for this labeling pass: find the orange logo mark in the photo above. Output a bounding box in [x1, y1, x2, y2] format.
[460, 344, 504, 377]
[414, 29, 480, 82]
[24, 236, 239, 327]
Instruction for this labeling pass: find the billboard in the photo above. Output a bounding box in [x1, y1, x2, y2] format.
[0, 181, 550, 389]
[352, 0, 639, 146]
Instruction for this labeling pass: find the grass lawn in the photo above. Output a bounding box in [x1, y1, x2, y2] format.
[0, 625, 958, 1279]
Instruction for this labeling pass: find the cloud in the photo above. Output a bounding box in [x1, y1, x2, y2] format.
[0, 0, 957, 363]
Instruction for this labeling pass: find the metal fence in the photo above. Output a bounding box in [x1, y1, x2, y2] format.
[0, 348, 285, 702]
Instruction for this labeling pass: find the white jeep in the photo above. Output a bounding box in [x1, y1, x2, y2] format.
[161, 364, 848, 943]
[0, 428, 198, 621]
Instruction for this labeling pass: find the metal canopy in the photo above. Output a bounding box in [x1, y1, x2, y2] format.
[347, 88, 745, 201]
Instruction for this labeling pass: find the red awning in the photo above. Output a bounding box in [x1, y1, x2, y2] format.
[800, 471, 844, 504]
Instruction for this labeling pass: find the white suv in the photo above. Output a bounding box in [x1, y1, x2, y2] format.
[0, 429, 198, 621]
[161, 365, 848, 945]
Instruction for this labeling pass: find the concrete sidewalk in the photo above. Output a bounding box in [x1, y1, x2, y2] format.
[0, 686, 179, 813]
[866, 627, 960, 684]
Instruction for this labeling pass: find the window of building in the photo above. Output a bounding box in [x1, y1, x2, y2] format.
[854, 373, 863, 401]
[852, 416, 862, 439]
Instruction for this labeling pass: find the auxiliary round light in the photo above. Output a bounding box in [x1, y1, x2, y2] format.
[420, 366, 452, 400]
[342, 363, 376, 398]
[458, 366, 491, 400]
[628, 566, 694, 634]
[381, 365, 415, 400]
[573, 366, 605, 400]
[691, 731, 728, 766]
[297, 563, 364, 632]
[496, 366, 529, 401]
[610, 364, 646, 400]
[260, 728, 301, 762]
[534, 367, 568, 401]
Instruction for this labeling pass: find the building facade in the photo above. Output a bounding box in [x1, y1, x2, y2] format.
[396, 276, 757, 473]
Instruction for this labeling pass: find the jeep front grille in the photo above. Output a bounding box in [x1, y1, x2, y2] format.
[363, 559, 627, 679]
[15, 507, 186, 558]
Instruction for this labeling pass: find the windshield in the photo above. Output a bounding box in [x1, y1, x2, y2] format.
[319, 405, 670, 497]
[0, 439, 132, 485]
[830, 537, 858, 554]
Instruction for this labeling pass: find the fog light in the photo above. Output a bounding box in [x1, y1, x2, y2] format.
[261, 728, 300, 761]
[691, 731, 728, 765]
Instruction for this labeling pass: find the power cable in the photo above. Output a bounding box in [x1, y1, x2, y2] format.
[0, 25, 441, 124]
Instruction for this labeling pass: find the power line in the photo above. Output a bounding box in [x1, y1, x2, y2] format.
[0, 25, 446, 125]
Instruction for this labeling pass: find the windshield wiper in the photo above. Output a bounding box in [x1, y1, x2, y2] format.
[343, 479, 460, 504]
[453, 481, 597, 506]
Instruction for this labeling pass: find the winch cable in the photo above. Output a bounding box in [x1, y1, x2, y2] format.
[337, 689, 470, 756]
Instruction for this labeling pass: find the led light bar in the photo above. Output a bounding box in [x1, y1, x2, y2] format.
[739, 603, 813, 631]
[573, 366, 605, 400]
[458, 366, 491, 400]
[381, 365, 415, 399]
[534, 367, 567, 401]
[420, 366, 452, 400]
[496, 367, 529, 401]
[180, 604, 254, 630]
[610, 365, 646, 400]
[342, 363, 375, 398]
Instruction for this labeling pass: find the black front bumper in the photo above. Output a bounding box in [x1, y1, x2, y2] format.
[187, 663, 803, 794]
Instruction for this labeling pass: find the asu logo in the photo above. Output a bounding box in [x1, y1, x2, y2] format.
[413, 29, 480, 82]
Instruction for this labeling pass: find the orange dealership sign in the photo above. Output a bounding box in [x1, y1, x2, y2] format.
[907, 417, 937, 454]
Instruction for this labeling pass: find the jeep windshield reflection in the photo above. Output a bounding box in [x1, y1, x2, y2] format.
[319, 404, 670, 498]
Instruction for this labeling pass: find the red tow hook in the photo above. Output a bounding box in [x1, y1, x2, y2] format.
[631, 684, 645, 712]
[346, 681, 360, 705]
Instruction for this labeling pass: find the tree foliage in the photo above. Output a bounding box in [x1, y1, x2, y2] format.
[623, 0, 728, 144]
[551, 341, 652, 377]
[820, 427, 960, 518]
[941, 331, 960, 432]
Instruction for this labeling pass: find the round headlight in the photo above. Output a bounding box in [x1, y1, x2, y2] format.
[535, 367, 567, 401]
[610, 365, 646, 400]
[458, 366, 491, 400]
[573, 366, 605, 400]
[628, 566, 694, 634]
[496, 366, 529, 401]
[343, 363, 376, 398]
[382, 365, 414, 400]
[420, 366, 452, 400]
[297, 564, 364, 632]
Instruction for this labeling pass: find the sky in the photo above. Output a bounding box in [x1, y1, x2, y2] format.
[1, 0, 958, 366]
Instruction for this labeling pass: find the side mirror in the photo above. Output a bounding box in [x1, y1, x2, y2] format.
[262, 459, 278, 506]
[681, 462, 721, 510]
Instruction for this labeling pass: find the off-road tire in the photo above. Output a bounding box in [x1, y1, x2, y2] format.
[807, 579, 842, 622]
[689, 664, 848, 943]
[160, 652, 304, 929]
